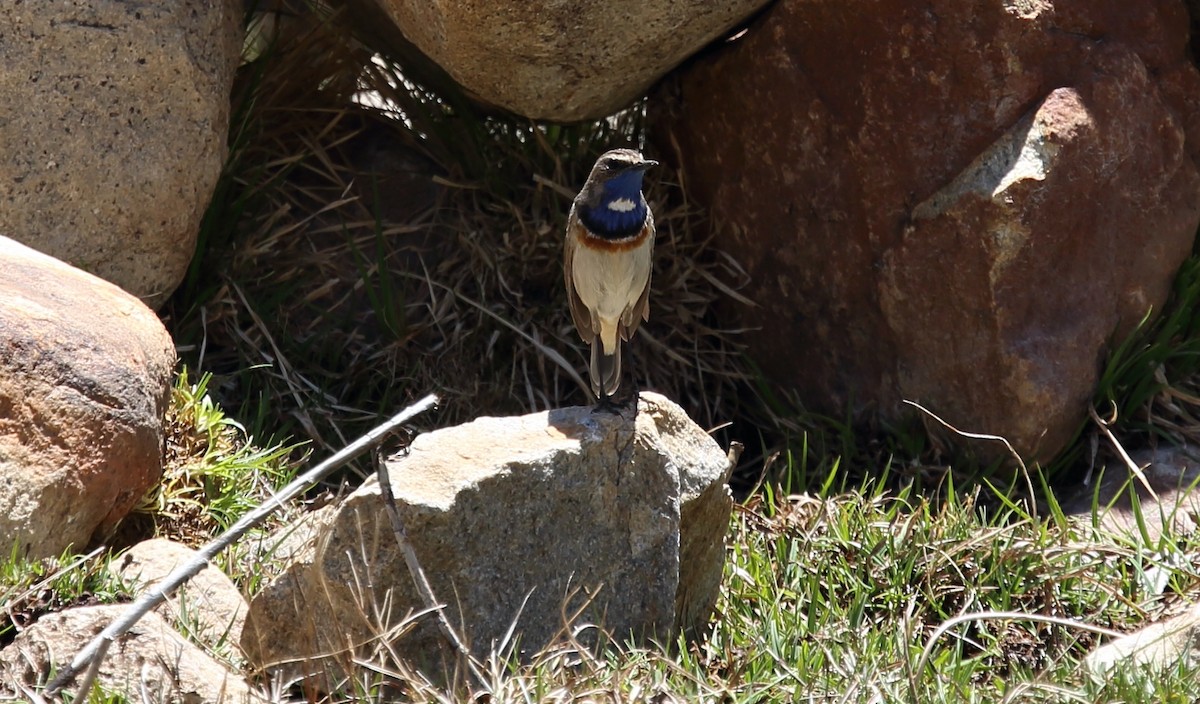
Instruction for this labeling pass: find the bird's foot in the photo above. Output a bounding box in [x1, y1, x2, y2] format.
[591, 396, 624, 415]
[592, 389, 639, 415]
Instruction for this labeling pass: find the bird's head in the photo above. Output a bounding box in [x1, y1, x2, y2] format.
[576, 149, 657, 238]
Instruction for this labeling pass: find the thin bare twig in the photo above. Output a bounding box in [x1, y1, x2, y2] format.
[44, 393, 440, 700]
[374, 448, 487, 688]
[531, 172, 575, 200]
[16, 682, 50, 704]
[68, 640, 109, 704]
[1088, 404, 1161, 503]
[903, 400, 1038, 520]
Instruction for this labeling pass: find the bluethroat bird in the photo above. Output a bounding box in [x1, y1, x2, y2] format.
[563, 149, 657, 410]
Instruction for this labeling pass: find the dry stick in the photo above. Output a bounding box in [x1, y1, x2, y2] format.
[44, 393, 440, 700]
[374, 450, 487, 689]
[1088, 405, 1161, 504]
[903, 400, 1038, 521]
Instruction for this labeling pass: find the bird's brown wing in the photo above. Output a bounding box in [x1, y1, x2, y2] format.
[619, 219, 654, 342]
[564, 217, 595, 341]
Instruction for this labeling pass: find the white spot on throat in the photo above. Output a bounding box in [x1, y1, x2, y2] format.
[606, 197, 637, 213]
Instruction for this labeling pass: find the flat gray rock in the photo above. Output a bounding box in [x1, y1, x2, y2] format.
[242, 392, 732, 679]
[1085, 602, 1200, 681]
[116, 538, 249, 655]
[0, 605, 261, 703]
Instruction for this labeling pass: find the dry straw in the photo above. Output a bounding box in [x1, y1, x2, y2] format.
[173, 2, 765, 465]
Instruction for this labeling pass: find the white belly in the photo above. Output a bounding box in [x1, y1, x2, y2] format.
[571, 240, 652, 354]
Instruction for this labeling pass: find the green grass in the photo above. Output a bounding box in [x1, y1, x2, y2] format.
[113, 367, 300, 593]
[154, 368, 299, 531]
[0, 546, 131, 646]
[315, 466, 1199, 703]
[137, 367, 301, 591]
[680, 484, 1172, 701]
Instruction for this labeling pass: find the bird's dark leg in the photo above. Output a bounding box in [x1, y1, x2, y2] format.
[621, 339, 640, 411]
[592, 344, 623, 415]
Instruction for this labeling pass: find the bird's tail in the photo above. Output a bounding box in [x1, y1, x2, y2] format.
[590, 337, 621, 398]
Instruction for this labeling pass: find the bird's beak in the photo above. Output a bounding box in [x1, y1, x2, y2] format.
[638, 160, 658, 170]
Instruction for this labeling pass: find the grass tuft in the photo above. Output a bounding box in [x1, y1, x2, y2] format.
[0, 547, 131, 649]
[121, 368, 299, 549]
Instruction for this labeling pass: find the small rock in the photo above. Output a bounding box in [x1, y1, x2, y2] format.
[352, 0, 771, 120]
[242, 392, 732, 679]
[0, 237, 177, 559]
[0, 605, 262, 703]
[1064, 446, 1200, 544]
[1085, 602, 1200, 680]
[0, 0, 242, 306]
[116, 539, 249, 654]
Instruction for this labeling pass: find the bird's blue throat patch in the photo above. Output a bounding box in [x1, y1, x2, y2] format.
[580, 170, 648, 239]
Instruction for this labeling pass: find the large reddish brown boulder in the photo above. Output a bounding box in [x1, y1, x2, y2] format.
[0, 237, 176, 559]
[653, 0, 1200, 461]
